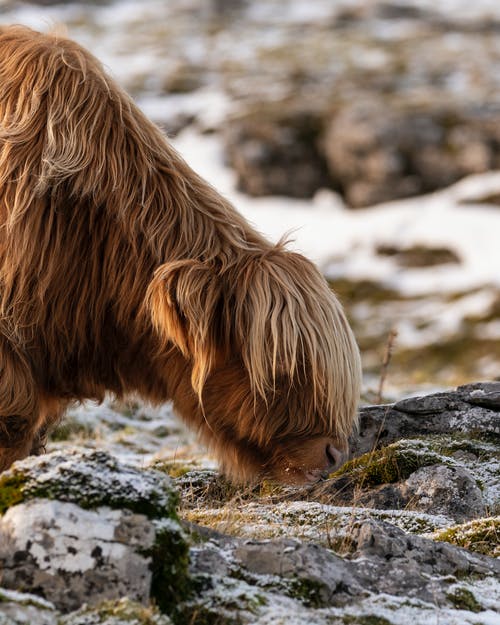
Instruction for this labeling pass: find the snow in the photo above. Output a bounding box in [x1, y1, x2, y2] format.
[172, 127, 500, 298]
[0, 587, 55, 610]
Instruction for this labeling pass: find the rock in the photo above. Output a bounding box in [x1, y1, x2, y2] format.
[184, 499, 454, 550]
[351, 382, 500, 457]
[348, 518, 500, 603]
[0, 448, 178, 518]
[223, 108, 330, 198]
[181, 520, 500, 623]
[309, 432, 496, 523]
[347, 462, 487, 522]
[465, 383, 500, 409]
[0, 387, 497, 624]
[0, 450, 189, 615]
[0, 588, 57, 625]
[403, 464, 485, 521]
[0, 500, 155, 612]
[232, 539, 362, 606]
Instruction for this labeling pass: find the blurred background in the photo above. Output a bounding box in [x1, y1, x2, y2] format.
[2, 0, 500, 401]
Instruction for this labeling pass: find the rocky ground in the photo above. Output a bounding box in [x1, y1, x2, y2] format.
[0, 383, 498, 624]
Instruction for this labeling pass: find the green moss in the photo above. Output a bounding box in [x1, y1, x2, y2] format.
[0, 472, 28, 515]
[287, 578, 328, 608]
[26, 478, 178, 520]
[330, 442, 444, 488]
[147, 521, 191, 618]
[433, 517, 500, 557]
[446, 587, 483, 612]
[343, 617, 393, 625]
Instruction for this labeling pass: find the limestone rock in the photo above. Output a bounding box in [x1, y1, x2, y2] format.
[0, 500, 155, 612]
[0, 448, 178, 518]
[182, 521, 500, 623]
[351, 382, 500, 457]
[0, 588, 57, 625]
[403, 464, 485, 521]
[0, 450, 189, 615]
[232, 538, 362, 606]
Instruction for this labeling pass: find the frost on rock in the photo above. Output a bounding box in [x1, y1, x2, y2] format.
[0, 386, 497, 624]
[0, 587, 57, 625]
[0, 499, 155, 612]
[0, 448, 178, 519]
[432, 516, 500, 557]
[184, 499, 454, 548]
[176, 384, 499, 623]
[181, 522, 500, 625]
[0, 450, 189, 615]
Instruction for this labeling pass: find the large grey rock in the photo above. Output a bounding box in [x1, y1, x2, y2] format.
[403, 464, 485, 521]
[336, 460, 487, 522]
[183, 519, 500, 622]
[0, 500, 155, 612]
[0, 450, 189, 615]
[0, 448, 178, 518]
[351, 382, 500, 457]
[233, 539, 362, 606]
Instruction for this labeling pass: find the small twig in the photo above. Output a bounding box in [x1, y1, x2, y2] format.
[376, 328, 398, 404]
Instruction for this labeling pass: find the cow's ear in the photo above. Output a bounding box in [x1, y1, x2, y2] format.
[145, 259, 224, 399]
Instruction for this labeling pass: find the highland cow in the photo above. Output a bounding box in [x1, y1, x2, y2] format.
[0, 26, 361, 483]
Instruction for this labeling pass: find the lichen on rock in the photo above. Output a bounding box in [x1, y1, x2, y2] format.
[0, 448, 178, 519]
[0, 450, 189, 615]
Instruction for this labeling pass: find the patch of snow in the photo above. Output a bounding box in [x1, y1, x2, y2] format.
[0, 587, 55, 610]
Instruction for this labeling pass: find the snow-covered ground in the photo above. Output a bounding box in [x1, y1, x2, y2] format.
[172, 127, 500, 296]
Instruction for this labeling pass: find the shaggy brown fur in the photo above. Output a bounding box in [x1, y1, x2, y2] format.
[0, 25, 361, 483]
